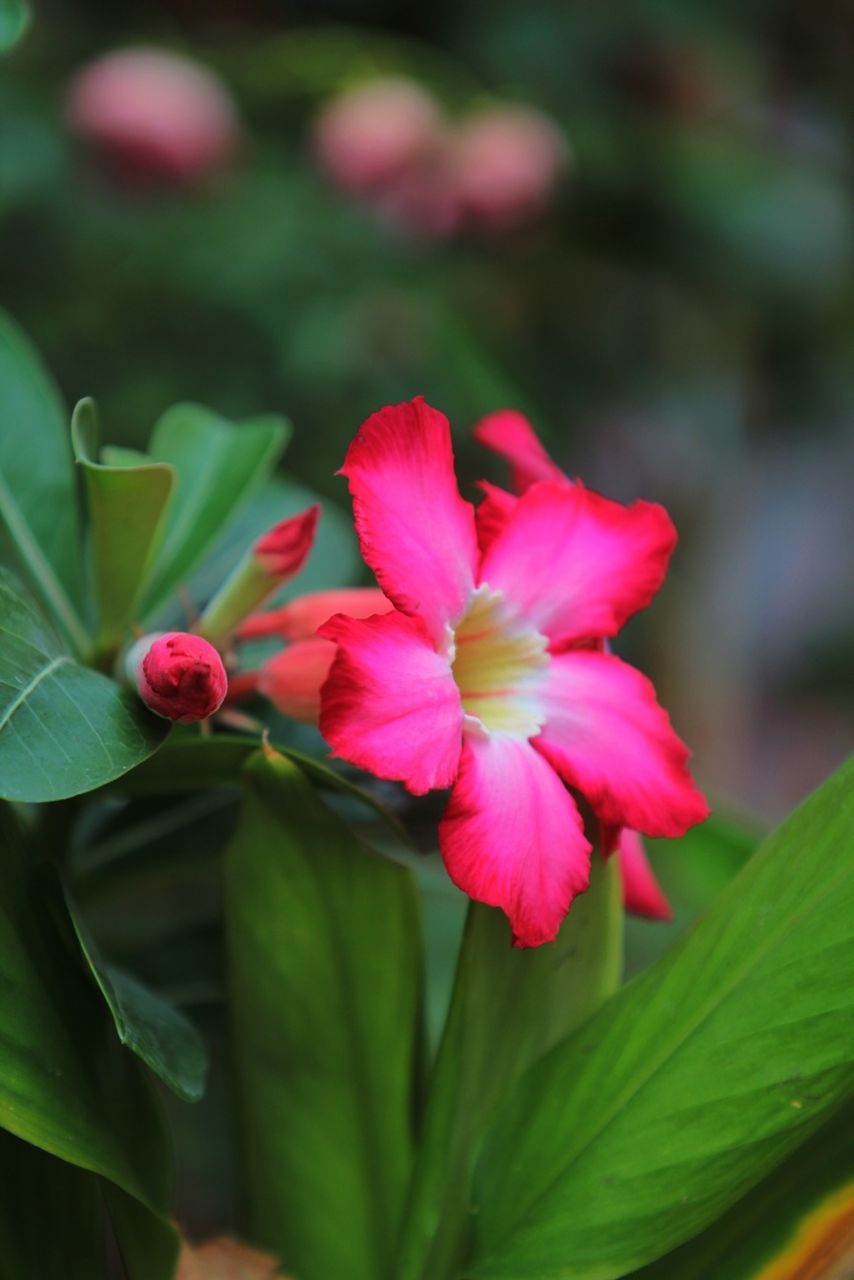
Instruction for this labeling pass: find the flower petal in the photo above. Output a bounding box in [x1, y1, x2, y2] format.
[617, 829, 672, 920]
[478, 480, 677, 645]
[439, 733, 591, 947]
[257, 638, 336, 723]
[341, 398, 478, 645]
[535, 649, 709, 837]
[237, 588, 391, 642]
[475, 480, 518, 554]
[473, 409, 566, 490]
[319, 609, 463, 795]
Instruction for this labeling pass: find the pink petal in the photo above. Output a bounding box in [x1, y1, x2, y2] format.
[475, 480, 518, 554]
[237, 588, 391, 642]
[439, 734, 591, 947]
[319, 609, 463, 795]
[257, 638, 337, 723]
[617, 829, 672, 920]
[535, 649, 709, 837]
[473, 409, 566, 491]
[478, 480, 677, 646]
[340, 398, 478, 645]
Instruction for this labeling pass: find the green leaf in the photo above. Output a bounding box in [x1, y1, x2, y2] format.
[0, 0, 30, 52]
[225, 749, 422, 1280]
[71, 398, 174, 651]
[0, 570, 170, 802]
[66, 892, 208, 1102]
[0, 803, 173, 1212]
[629, 1103, 854, 1280]
[0, 1129, 100, 1279]
[0, 308, 87, 652]
[467, 757, 854, 1280]
[106, 1186, 182, 1280]
[140, 404, 288, 616]
[398, 855, 623, 1280]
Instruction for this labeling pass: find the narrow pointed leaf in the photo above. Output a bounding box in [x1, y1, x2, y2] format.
[398, 855, 623, 1280]
[0, 570, 169, 802]
[72, 398, 174, 650]
[140, 404, 288, 615]
[468, 758, 854, 1280]
[225, 749, 422, 1280]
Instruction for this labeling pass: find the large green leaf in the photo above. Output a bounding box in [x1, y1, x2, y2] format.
[629, 1102, 854, 1280]
[225, 749, 422, 1280]
[140, 404, 288, 616]
[106, 1186, 182, 1280]
[398, 856, 623, 1280]
[0, 570, 169, 802]
[467, 757, 854, 1279]
[0, 804, 173, 1213]
[0, 309, 86, 652]
[66, 892, 208, 1103]
[71, 398, 174, 651]
[0, 0, 30, 52]
[0, 1129, 100, 1279]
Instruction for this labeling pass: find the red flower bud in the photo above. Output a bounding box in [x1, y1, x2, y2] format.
[257, 638, 337, 724]
[137, 632, 227, 722]
[253, 506, 320, 579]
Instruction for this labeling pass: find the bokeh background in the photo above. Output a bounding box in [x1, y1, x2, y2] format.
[3, 0, 853, 1251]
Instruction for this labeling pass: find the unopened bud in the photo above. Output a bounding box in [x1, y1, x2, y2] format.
[257, 638, 336, 724]
[130, 631, 227, 722]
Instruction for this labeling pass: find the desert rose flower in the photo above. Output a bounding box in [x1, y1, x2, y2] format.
[314, 77, 446, 196]
[66, 48, 239, 185]
[130, 631, 227, 723]
[319, 398, 707, 946]
[235, 587, 391, 722]
[474, 406, 677, 920]
[451, 105, 568, 231]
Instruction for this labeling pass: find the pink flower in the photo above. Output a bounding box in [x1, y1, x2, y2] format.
[450, 105, 569, 231]
[319, 398, 708, 946]
[235, 588, 391, 723]
[313, 77, 445, 197]
[136, 632, 227, 722]
[474, 407, 682, 921]
[66, 48, 239, 185]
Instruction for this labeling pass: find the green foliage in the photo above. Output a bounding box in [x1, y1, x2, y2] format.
[398, 855, 623, 1280]
[0, 570, 168, 802]
[225, 749, 423, 1280]
[467, 757, 854, 1279]
[71, 398, 174, 652]
[0, 1130, 99, 1279]
[0, 0, 30, 52]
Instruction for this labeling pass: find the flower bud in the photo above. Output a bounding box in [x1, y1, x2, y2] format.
[314, 77, 445, 196]
[132, 631, 227, 722]
[257, 638, 337, 724]
[238, 587, 391, 643]
[451, 105, 568, 230]
[66, 47, 239, 186]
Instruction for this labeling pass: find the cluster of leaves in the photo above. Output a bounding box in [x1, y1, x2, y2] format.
[1, 314, 852, 1278]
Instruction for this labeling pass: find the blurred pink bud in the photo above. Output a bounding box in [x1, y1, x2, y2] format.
[137, 632, 227, 722]
[375, 150, 463, 239]
[238, 587, 391, 643]
[66, 48, 239, 185]
[257, 638, 337, 724]
[451, 105, 569, 230]
[253, 506, 320, 579]
[314, 76, 445, 196]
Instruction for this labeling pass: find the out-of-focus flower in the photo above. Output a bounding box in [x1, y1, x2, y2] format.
[66, 47, 239, 185]
[474, 407, 676, 921]
[450, 105, 569, 230]
[234, 587, 391, 723]
[132, 631, 227, 722]
[313, 77, 445, 196]
[319, 398, 707, 946]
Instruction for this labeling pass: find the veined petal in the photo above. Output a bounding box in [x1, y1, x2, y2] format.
[341, 398, 478, 645]
[237, 587, 391, 642]
[535, 649, 709, 837]
[319, 609, 463, 795]
[473, 408, 566, 490]
[617, 829, 672, 920]
[478, 480, 677, 646]
[475, 480, 518, 554]
[439, 734, 591, 947]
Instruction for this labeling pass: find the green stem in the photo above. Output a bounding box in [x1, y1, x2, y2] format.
[0, 472, 90, 658]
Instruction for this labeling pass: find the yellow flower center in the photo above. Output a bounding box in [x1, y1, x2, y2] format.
[451, 585, 549, 738]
